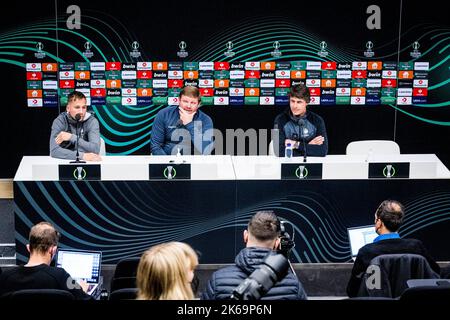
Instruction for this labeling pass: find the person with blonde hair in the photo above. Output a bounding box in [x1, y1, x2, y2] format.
[136, 241, 198, 300]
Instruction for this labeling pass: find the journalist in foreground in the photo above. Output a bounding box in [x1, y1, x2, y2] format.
[201, 211, 307, 300]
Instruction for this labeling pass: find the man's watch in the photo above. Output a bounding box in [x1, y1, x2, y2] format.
[294, 141, 300, 149]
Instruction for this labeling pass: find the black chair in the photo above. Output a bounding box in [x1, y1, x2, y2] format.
[110, 276, 137, 292]
[109, 288, 138, 300]
[400, 285, 450, 301]
[357, 253, 440, 298]
[9, 289, 75, 301]
[113, 257, 140, 278]
[110, 257, 140, 291]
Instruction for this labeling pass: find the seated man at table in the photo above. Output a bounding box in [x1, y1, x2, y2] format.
[49, 90, 102, 161]
[150, 86, 214, 155]
[274, 84, 328, 157]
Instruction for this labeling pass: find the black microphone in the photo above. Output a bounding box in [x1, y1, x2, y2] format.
[297, 119, 307, 163]
[70, 113, 86, 164]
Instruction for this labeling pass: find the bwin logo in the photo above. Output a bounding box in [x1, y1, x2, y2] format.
[365, 265, 381, 290]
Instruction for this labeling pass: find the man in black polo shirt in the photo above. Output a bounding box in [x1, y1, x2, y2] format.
[0, 222, 91, 300]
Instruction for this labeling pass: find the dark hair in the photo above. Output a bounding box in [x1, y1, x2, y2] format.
[375, 200, 405, 232]
[67, 91, 86, 103]
[289, 84, 310, 103]
[248, 211, 280, 241]
[179, 86, 200, 102]
[29, 222, 60, 254]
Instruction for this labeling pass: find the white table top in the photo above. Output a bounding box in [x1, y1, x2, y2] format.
[13, 154, 450, 181]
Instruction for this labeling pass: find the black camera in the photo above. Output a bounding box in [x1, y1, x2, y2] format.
[230, 252, 289, 300]
[278, 220, 295, 258]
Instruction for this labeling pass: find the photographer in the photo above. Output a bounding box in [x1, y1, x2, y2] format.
[201, 211, 307, 300]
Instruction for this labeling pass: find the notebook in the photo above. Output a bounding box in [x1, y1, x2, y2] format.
[56, 249, 102, 296]
[347, 225, 378, 260]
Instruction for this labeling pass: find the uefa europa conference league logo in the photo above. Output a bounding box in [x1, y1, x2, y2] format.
[177, 41, 188, 58]
[164, 165, 176, 179]
[73, 166, 87, 180]
[383, 164, 396, 178]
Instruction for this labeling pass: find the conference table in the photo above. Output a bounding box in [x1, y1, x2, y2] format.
[13, 154, 450, 263]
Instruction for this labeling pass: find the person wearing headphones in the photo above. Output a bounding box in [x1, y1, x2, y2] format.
[201, 211, 307, 300]
[150, 86, 214, 155]
[49, 90, 101, 161]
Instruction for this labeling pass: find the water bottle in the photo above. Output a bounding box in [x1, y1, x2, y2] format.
[285, 143, 293, 159]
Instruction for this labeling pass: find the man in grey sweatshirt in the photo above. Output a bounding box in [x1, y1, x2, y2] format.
[49, 91, 102, 161]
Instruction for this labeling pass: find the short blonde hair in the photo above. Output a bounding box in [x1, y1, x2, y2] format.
[136, 242, 198, 300]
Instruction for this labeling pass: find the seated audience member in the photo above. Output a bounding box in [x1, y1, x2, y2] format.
[201, 211, 307, 300]
[50, 90, 102, 161]
[347, 200, 441, 297]
[0, 222, 91, 300]
[273, 84, 328, 157]
[150, 86, 213, 155]
[136, 241, 198, 300]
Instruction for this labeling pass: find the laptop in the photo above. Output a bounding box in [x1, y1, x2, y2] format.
[347, 225, 378, 260]
[56, 249, 102, 297]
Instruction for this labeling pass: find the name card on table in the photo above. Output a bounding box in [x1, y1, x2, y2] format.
[149, 163, 191, 180]
[58, 164, 101, 181]
[369, 162, 410, 179]
[281, 163, 323, 180]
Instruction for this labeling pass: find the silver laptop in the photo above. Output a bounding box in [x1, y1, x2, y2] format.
[347, 225, 378, 260]
[56, 249, 102, 296]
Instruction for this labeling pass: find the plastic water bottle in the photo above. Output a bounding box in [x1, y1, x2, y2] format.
[285, 143, 293, 159]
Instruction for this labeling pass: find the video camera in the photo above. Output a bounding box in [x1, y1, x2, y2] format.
[278, 220, 295, 258]
[230, 252, 289, 300]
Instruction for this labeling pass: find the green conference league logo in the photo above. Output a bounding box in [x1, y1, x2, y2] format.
[368, 162, 410, 178]
[281, 163, 323, 180]
[58, 164, 101, 180]
[149, 164, 191, 180]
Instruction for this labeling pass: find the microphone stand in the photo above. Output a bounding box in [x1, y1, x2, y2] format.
[70, 116, 85, 164]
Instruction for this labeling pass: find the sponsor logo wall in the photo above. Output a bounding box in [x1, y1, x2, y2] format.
[26, 60, 429, 107]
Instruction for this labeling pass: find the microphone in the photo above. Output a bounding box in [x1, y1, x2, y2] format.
[297, 119, 307, 163]
[70, 113, 86, 164]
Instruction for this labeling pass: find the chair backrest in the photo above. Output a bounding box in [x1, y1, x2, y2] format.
[357, 253, 440, 298]
[109, 288, 138, 301]
[346, 140, 400, 155]
[110, 257, 140, 291]
[9, 289, 75, 301]
[113, 257, 140, 278]
[99, 137, 106, 155]
[110, 277, 137, 292]
[400, 285, 450, 302]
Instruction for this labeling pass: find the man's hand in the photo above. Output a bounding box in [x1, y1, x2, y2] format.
[83, 153, 102, 161]
[308, 135, 325, 145]
[77, 279, 89, 293]
[179, 107, 196, 125]
[55, 131, 72, 145]
[285, 139, 299, 148]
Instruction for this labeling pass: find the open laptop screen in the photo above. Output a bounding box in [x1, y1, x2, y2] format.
[56, 249, 102, 284]
[347, 225, 378, 258]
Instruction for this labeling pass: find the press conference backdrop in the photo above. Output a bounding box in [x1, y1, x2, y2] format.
[1, 0, 450, 177]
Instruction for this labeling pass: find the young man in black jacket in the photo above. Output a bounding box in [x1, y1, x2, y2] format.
[274, 84, 328, 157]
